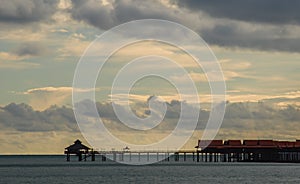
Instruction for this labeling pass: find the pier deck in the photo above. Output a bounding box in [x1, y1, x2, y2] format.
[64, 139, 300, 163]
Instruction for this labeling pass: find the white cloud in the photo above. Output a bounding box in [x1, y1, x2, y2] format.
[72, 33, 86, 40]
[24, 87, 73, 110]
[220, 59, 252, 70]
[21, 86, 101, 110]
[227, 90, 300, 105]
[24, 86, 73, 94]
[50, 28, 69, 33]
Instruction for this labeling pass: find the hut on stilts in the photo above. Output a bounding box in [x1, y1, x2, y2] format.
[64, 139, 95, 161]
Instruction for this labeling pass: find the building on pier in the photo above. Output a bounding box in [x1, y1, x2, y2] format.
[196, 139, 300, 162]
[64, 139, 95, 161]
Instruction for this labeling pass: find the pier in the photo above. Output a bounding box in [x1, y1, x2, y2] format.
[195, 139, 300, 163]
[64, 139, 300, 163]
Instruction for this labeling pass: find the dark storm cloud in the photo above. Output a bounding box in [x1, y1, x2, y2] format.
[70, 0, 116, 30]
[175, 0, 300, 25]
[200, 24, 300, 52]
[14, 42, 47, 56]
[70, 0, 180, 30]
[113, 0, 179, 24]
[174, 0, 300, 52]
[69, 0, 300, 53]
[0, 0, 59, 23]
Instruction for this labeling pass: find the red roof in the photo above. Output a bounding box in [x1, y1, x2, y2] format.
[295, 141, 300, 147]
[209, 140, 223, 146]
[258, 140, 275, 146]
[276, 141, 296, 148]
[197, 140, 223, 148]
[243, 140, 258, 146]
[196, 139, 300, 149]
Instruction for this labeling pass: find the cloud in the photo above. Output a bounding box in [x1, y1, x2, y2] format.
[1, 98, 299, 132]
[175, 0, 300, 25]
[0, 98, 299, 153]
[22, 86, 101, 110]
[226, 90, 300, 105]
[50, 28, 69, 33]
[22, 87, 73, 110]
[0, 0, 59, 23]
[0, 51, 40, 69]
[0, 103, 78, 132]
[220, 59, 251, 71]
[169, 70, 243, 85]
[220, 102, 300, 140]
[69, 0, 185, 30]
[0, 51, 24, 61]
[20, 85, 300, 111]
[24, 86, 74, 94]
[0, 43, 46, 69]
[23, 86, 99, 94]
[70, 0, 116, 30]
[72, 33, 86, 40]
[200, 23, 300, 53]
[13, 42, 48, 57]
[68, 0, 300, 53]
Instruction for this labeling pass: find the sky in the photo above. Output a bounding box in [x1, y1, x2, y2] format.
[0, 0, 300, 154]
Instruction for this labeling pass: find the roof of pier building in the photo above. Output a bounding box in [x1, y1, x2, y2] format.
[65, 139, 91, 153]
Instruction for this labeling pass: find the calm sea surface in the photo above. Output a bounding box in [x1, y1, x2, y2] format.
[0, 155, 300, 184]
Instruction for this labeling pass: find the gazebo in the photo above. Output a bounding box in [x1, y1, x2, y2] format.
[64, 139, 94, 161]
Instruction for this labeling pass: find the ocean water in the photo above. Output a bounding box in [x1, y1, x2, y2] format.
[0, 155, 300, 184]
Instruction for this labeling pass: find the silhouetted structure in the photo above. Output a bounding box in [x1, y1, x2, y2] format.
[196, 139, 300, 162]
[64, 139, 300, 163]
[64, 139, 95, 161]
